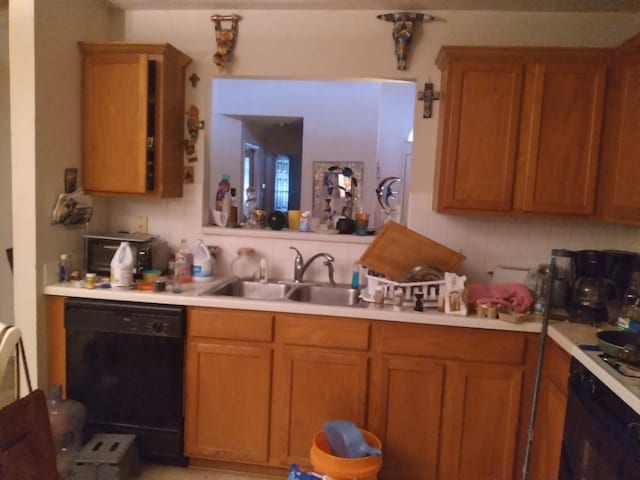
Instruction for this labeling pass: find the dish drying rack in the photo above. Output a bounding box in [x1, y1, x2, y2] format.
[361, 274, 445, 308]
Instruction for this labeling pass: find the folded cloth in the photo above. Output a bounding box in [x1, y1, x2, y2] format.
[466, 283, 533, 314]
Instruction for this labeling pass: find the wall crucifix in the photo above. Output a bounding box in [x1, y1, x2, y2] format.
[377, 12, 433, 70]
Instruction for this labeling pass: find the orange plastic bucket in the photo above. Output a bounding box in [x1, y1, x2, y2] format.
[309, 430, 383, 480]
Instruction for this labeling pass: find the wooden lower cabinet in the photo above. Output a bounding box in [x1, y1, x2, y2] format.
[369, 322, 538, 480]
[271, 313, 371, 467]
[184, 308, 274, 463]
[182, 308, 540, 479]
[528, 338, 570, 480]
[368, 355, 445, 479]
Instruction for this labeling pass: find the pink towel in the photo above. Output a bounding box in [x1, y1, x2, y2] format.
[466, 283, 533, 314]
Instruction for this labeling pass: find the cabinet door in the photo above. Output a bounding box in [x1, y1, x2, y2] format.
[436, 59, 524, 212]
[439, 362, 523, 480]
[82, 52, 149, 194]
[528, 338, 570, 480]
[368, 355, 445, 480]
[273, 346, 369, 467]
[598, 44, 640, 224]
[517, 61, 606, 215]
[184, 339, 272, 463]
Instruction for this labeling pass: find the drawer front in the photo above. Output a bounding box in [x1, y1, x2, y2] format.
[277, 314, 370, 351]
[188, 307, 274, 342]
[374, 322, 528, 365]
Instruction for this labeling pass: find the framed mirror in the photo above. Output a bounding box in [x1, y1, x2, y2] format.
[209, 77, 416, 233]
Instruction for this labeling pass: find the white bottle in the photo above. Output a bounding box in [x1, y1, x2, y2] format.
[192, 239, 213, 281]
[110, 241, 134, 287]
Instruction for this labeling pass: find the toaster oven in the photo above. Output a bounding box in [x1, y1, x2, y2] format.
[84, 233, 169, 279]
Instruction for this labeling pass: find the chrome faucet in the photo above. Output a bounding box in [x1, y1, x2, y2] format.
[289, 246, 336, 285]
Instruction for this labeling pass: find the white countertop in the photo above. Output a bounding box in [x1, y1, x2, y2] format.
[44, 279, 640, 414]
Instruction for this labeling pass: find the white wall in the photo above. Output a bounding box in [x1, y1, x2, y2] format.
[10, 0, 117, 387]
[106, 10, 640, 284]
[0, 7, 12, 326]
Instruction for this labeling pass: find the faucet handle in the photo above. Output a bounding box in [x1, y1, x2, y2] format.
[324, 260, 336, 286]
[289, 246, 302, 257]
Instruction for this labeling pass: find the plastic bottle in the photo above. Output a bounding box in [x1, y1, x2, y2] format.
[221, 190, 231, 225]
[231, 247, 261, 280]
[175, 239, 193, 283]
[110, 242, 134, 287]
[229, 187, 238, 227]
[617, 272, 640, 332]
[47, 384, 87, 479]
[58, 254, 70, 283]
[192, 239, 213, 281]
[173, 257, 184, 294]
[351, 263, 360, 289]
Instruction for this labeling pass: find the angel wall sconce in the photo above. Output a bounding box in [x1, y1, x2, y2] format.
[377, 12, 433, 70]
[211, 14, 241, 72]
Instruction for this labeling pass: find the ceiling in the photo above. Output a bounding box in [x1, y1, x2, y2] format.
[106, 0, 640, 12]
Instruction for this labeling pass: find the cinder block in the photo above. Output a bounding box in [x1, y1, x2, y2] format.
[73, 433, 140, 480]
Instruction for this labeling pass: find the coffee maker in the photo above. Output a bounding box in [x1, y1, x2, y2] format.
[568, 249, 638, 324]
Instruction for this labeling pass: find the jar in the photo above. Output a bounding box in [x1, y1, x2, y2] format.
[231, 248, 261, 280]
[85, 273, 96, 289]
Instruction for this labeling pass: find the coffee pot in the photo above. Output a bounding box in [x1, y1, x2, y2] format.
[568, 249, 638, 324]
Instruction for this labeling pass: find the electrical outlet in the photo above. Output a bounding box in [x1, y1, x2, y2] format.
[133, 216, 148, 234]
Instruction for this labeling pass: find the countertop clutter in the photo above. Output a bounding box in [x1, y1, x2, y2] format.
[44, 278, 640, 415]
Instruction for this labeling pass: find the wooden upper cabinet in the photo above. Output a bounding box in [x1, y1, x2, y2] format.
[598, 33, 640, 224]
[435, 46, 608, 217]
[516, 58, 607, 215]
[79, 43, 192, 198]
[435, 49, 524, 212]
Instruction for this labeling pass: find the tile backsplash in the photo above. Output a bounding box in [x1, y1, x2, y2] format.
[106, 185, 640, 285]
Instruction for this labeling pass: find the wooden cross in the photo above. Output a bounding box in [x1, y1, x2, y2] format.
[417, 82, 440, 118]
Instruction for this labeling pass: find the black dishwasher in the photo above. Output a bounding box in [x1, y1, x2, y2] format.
[559, 358, 640, 479]
[65, 298, 187, 466]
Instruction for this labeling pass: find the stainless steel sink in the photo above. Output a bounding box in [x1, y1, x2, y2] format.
[200, 279, 293, 300]
[287, 283, 360, 306]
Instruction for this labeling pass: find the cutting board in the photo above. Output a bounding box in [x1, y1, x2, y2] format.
[358, 221, 465, 281]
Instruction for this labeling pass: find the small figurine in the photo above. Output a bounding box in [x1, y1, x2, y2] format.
[211, 14, 242, 72]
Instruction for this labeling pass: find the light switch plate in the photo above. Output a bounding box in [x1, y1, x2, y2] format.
[133, 216, 148, 234]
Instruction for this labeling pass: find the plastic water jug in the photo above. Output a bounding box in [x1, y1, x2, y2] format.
[110, 241, 134, 287]
[47, 385, 87, 479]
[192, 239, 213, 281]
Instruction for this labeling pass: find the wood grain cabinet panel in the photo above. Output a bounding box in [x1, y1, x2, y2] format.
[371, 321, 538, 480]
[598, 34, 640, 224]
[516, 60, 606, 215]
[368, 355, 445, 480]
[435, 54, 523, 212]
[79, 43, 191, 198]
[184, 307, 273, 464]
[272, 314, 370, 468]
[272, 346, 369, 467]
[435, 46, 608, 218]
[528, 338, 570, 480]
[184, 340, 273, 463]
[439, 363, 523, 480]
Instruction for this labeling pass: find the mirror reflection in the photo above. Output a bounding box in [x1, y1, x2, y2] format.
[210, 78, 416, 231]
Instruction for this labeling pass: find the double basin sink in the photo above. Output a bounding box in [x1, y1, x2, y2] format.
[200, 279, 360, 306]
